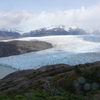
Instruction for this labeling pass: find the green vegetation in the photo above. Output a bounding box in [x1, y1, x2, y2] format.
[1, 63, 100, 99]
[0, 89, 83, 100]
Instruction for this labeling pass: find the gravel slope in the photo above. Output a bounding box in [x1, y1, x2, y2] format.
[0, 40, 53, 57]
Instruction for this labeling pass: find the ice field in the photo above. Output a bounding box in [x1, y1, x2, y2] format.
[0, 35, 100, 70]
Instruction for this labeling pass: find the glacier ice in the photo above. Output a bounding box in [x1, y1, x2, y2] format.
[0, 35, 100, 70]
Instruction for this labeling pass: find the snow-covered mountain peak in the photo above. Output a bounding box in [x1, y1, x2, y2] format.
[45, 25, 65, 30]
[69, 25, 78, 29]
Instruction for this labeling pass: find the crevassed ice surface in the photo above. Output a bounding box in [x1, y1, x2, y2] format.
[0, 35, 100, 70]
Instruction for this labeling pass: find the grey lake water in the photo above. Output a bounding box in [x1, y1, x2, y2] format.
[0, 65, 16, 79]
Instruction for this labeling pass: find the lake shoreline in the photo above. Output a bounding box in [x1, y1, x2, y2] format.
[0, 65, 17, 79]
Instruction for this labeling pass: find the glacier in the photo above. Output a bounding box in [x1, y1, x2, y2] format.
[0, 35, 100, 70]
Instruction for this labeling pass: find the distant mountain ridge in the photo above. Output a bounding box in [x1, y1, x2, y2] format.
[22, 27, 89, 37]
[22, 27, 69, 37]
[0, 26, 100, 39]
[0, 30, 21, 39]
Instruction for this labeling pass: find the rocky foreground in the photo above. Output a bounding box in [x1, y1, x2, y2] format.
[0, 40, 52, 57]
[0, 61, 100, 99]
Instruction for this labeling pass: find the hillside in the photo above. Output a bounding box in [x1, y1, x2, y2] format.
[0, 40, 52, 57]
[0, 61, 100, 99]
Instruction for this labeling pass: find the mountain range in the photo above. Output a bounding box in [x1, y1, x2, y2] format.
[0, 29, 21, 40]
[0, 26, 100, 39]
[22, 26, 89, 37]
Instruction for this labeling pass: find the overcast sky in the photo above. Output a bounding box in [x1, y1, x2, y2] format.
[0, 0, 100, 33]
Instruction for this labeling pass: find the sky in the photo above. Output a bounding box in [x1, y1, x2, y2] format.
[0, 0, 100, 33]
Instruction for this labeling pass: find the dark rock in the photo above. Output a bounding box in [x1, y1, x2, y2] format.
[3, 69, 36, 79]
[0, 61, 100, 96]
[37, 64, 70, 72]
[0, 64, 72, 94]
[0, 40, 52, 57]
[75, 88, 84, 95]
[3, 88, 22, 95]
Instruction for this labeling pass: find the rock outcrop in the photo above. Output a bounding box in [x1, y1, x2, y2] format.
[0, 64, 70, 94]
[0, 61, 99, 94]
[0, 61, 100, 99]
[0, 40, 52, 57]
